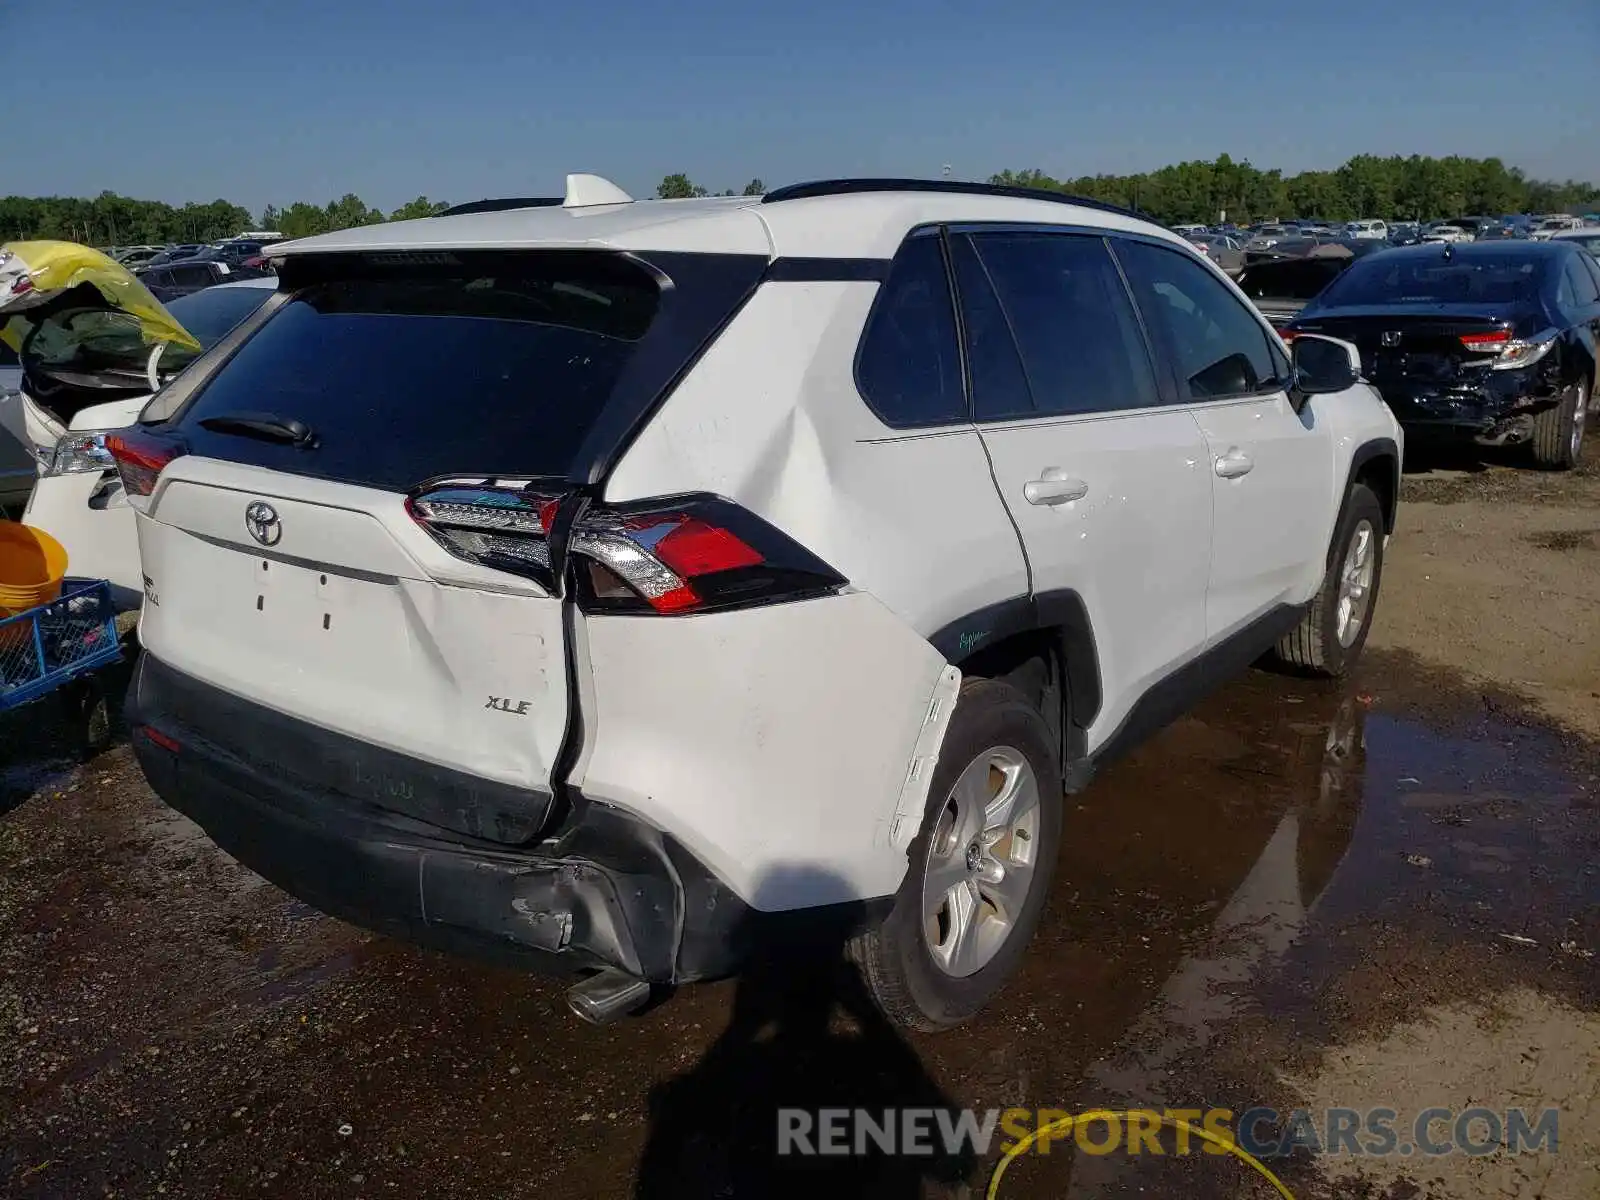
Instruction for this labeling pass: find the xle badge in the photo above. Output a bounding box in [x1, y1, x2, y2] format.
[486, 696, 532, 716]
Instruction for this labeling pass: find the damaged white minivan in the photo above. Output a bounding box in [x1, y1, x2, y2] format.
[118, 177, 1402, 1029]
[0, 243, 275, 608]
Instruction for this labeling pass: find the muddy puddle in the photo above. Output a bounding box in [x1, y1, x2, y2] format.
[1, 650, 1596, 1199]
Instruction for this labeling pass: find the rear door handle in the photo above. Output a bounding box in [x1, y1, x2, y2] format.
[1214, 449, 1254, 479]
[1023, 469, 1089, 506]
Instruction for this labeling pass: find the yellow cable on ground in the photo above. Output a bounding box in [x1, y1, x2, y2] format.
[986, 1108, 1295, 1199]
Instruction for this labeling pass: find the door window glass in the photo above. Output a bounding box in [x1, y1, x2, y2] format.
[947, 234, 1033, 419]
[1118, 240, 1281, 400]
[967, 231, 1158, 416]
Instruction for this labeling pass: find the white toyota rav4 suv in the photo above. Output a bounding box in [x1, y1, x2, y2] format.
[119, 176, 1401, 1030]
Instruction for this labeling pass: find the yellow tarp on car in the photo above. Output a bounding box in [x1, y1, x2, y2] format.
[0, 240, 202, 355]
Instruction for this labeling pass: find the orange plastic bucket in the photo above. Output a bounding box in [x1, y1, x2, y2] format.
[0, 522, 69, 616]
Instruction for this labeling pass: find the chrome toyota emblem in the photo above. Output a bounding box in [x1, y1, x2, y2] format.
[1381, 331, 1402, 347]
[244, 501, 282, 547]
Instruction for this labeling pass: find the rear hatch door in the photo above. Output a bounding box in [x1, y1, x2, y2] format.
[131, 247, 753, 843]
[137, 457, 570, 843]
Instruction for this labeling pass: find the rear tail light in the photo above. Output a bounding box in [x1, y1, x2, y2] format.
[1459, 330, 1511, 349]
[106, 429, 188, 497]
[406, 486, 563, 590]
[40, 431, 115, 477]
[408, 486, 845, 615]
[1488, 332, 1558, 371]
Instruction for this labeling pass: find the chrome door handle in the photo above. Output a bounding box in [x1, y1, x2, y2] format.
[1023, 470, 1089, 506]
[1214, 450, 1254, 479]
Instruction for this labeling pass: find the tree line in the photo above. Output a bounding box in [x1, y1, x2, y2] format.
[0, 192, 452, 247]
[1, 155, 1595, 248]
[989, 154, 1600, 225]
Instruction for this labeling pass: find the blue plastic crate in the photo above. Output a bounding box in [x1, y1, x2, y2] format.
[0, 578, 123, 711]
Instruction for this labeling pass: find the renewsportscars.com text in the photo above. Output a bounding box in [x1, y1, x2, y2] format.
[777, 1105, 1560, 1160]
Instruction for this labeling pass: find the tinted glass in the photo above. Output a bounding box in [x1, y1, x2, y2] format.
[948, 235, 1032, 419]
[1236, 259, 1347, 302]
[164, 285, 276, 348]
[968, 232, 1158, 416]
[1318, 250, 1547, 307]
[856, 234, 965, 427]
[1561, 256, 1599, 306]
[1565, 234, 1600, 257]
[179, 253, 663, 490]
[1117, 240, 1279, 400]
[1584, 253, 1600, 297]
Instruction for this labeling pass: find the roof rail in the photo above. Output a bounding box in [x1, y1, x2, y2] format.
[435, 197, 563, 217]
[760, 178, 1147, 220]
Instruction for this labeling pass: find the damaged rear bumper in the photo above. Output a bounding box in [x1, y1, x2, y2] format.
[1374, 366, 1560, 443]
[127, 653, 889, 984]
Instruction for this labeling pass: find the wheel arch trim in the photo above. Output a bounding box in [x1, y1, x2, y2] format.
[926, 589, 1102, 764]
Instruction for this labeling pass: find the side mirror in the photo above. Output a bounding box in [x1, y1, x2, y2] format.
[1290, 334, 1361, 395]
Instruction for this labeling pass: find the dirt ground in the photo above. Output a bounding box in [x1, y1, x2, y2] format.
[1374, 443, 1600, 739]
[1, 438, 1598, 1200]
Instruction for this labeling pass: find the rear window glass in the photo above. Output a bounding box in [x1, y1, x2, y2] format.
[1319, 252, 1547, 306]
[176, 254, 661, 490]
[1236, 259, 1347, 302]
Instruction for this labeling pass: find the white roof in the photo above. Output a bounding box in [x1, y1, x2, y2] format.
[267, 183, 1188, 262]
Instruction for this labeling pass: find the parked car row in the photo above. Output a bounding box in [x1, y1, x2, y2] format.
[1178, 213, 1600, 259]
[105, 237, 279, 299]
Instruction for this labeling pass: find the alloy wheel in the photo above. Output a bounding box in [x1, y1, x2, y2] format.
[1573, 380, 1589, 463]
[922, 746, 1041, 978]
[1336, 519, 1377, 648]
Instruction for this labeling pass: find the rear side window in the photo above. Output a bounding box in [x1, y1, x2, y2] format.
[967, 232, 1158, 417]
[177, 252, 664, 490]
[1560, 255, 1599, 306]
[855, 233, 965, 427]
[947, 235, 1032, 419]
[1584, 252, 1600, 296]
[1117, 240, 1279, 400]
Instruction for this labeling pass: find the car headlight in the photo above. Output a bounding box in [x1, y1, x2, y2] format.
[38, 432, 116, 476]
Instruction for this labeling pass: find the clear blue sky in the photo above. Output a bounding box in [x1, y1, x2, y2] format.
[6, 0, 1596, 216]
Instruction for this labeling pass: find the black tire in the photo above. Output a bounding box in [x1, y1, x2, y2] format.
[1531, 377, 1588, 470]
[1273, 483, 1385, 678]
[58, 677, 111, 758]
[849, 677, 1062, 1031]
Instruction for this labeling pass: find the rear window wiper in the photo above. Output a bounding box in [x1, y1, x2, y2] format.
[198, 411, 317, 448]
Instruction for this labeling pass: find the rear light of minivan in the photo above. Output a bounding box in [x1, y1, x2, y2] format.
[408, 486, 845, 615]
[106, 430, 188, 497]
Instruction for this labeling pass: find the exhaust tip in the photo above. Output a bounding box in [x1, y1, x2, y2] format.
[567, 969, 652, 1025]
